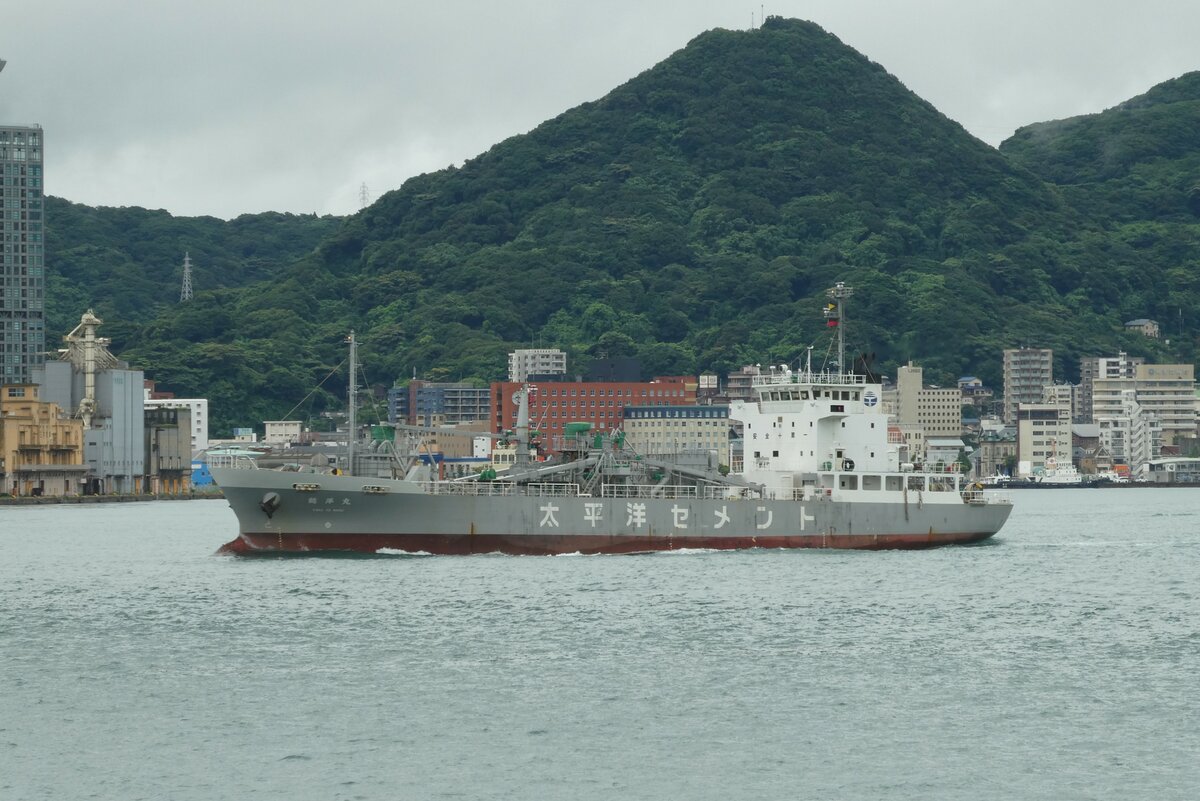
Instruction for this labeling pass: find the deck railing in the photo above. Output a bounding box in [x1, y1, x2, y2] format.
[601, 484, 698, 499]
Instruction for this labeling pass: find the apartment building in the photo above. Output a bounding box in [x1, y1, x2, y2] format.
[507, 349, 567, 382]
[1003, 348, 1053, 425]
[1078, 352, 1143, 424]
[1093, 363, 1196, 446]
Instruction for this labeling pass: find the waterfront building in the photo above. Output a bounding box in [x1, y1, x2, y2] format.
[0, 383, 85, 496]
[622, 405, 730, 460]
[975, 428, 1017, 478]
[0, 122, 46, 385]
[263, 420, 303, 445]
[144, 397, 209, 453]
[1097, 389, 1162, 473]
[1071, 424, 1113, 475]
[1016, 385, 1072, 476]
[388, 381, 491, 426]
[491, 377, 696, 456]
[507, 348, 567, 382]
[880, 362, 962, 462]
[1078, 353, 1143, 424]
[926, 437, 966, 471]
[1003, 348, 1053, 425]
[1093, 363, 1195, 447]
[33, 312, 145, 494]
[1144, 457, 1200, 483]
[143, 405, 192, 494]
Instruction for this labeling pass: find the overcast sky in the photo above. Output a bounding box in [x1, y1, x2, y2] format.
[2, 0, 1196, 219]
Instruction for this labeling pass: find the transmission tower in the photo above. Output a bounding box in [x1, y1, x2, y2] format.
[180, 252, 193, 302]
[359, 182, 370, 210]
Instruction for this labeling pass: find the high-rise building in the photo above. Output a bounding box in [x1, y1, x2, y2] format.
[1002, 348, 1053, 425]
[0, 122, 46, 385]
[892, 361, 962, 438]
[1078, 352, 1143, 423]
[508, 349, 567, 382]
[1097, 389, 1162, 473]
[1093, 363, 1196, 447]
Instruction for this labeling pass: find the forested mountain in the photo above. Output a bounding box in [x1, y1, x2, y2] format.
[1000, 72, 1200, 343]
[43, 199, 342, 429]
[45, 17, 1200, 434]
[45, 197, 339, 345]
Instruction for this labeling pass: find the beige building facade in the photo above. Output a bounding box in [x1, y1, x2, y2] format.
[1093, 363, 1196, 447]
[1003, 348, 1053, 425]
[0, 384, 86, 496]
[1016, 392, 1072, 477]
[622, 405, 730, 459]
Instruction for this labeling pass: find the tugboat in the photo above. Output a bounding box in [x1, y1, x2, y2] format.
[212, 283, 1013, 554]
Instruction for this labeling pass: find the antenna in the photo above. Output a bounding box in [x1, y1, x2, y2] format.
[359, 182, 370, 210]
[179, 252, 193, 302]
[826, 282, 854, 375]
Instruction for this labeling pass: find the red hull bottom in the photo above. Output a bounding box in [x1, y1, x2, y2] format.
[218, 530, 997, 555]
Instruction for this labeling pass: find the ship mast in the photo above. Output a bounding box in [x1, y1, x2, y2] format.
[347, 330, 357, 476]
[826, 282, 853, 375]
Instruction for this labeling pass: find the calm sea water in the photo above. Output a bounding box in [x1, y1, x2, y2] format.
[2, 490, 1198, 801]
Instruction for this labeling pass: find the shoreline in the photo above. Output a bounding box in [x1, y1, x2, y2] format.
[995, 482, 1200, 490]
[0, 492, 225, 506]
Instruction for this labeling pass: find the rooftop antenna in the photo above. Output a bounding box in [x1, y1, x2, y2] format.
[359, 182, 370, 210]
[179, 252, 193, 302]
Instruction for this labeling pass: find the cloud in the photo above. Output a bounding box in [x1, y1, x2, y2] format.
[3, 0, 1197, 218]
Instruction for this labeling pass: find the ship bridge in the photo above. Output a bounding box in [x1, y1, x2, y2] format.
[750, 369, 874, 410]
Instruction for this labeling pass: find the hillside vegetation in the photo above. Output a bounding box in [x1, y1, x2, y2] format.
[1000, 72, 1200, 344]
[46, 18, 1200, 433]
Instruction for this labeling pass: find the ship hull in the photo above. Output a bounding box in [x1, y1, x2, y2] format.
[212, 468, 1011, 555]
[219, 529, 999, 555]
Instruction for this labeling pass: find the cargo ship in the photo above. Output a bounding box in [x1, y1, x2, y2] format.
[212, 283, 1012, 554]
